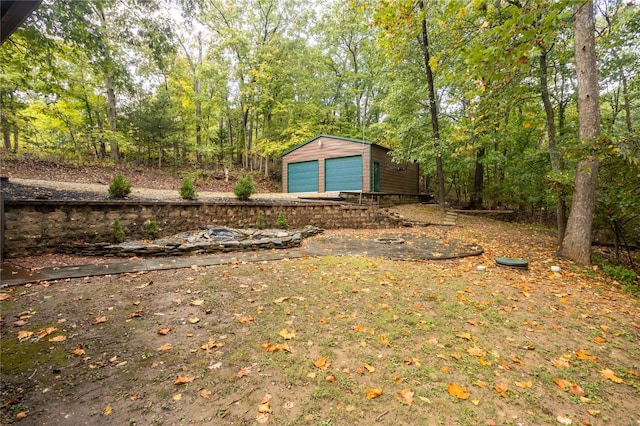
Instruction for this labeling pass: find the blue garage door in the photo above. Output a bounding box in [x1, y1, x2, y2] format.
[287, 160, 319, 193]
[325, 155, 362, 191]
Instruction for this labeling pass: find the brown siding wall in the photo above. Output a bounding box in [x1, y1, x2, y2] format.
[371, 146, 420, 194]
[282, 136, 371, 193]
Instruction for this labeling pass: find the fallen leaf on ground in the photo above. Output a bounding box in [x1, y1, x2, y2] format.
[237, 367, 251, 378]
[261, 341, 292, 353]
[552, 358, 571, 368]
[447, 383, 470, 399]
[157, 327, 171, 335]
[158, 343, 172, 351]
[199, 389, 211, 398]
[575, 349, 598, 362]
[15, 412, 28, 419]
[0, 293, 11, 301]
[71, 344, 86, 356]
[18, 330, 33, 342]
[37, 327, 57, 338]
[313, 355, 331, 369]
[467, 346, 487, 356]
[514, 381, 532, 389]
[366, 387, 384, 399]
[48, 335, 66, 342]
[190, 299, 204, 306]
[569, 383, 585, 396]
[174, 374, 195, 385]
[238, 315, 254, 324]
[456, 332, 473, 340]
[173, 393, 182, 401]
[587, 409, 601, 416]
[93, 316, 107, 324]
[188, 317, 200, 324]
[474, 380, 488, 388]
[326, 374, 336, 382]
[279, 328, 296, 340]
[396, 388, 414, 405]
[601, 369, 624, 383]
[103, 404, 112, 415]
[553, 378, 572, 390]
[494, 383, 508, 397]
[129, 310, 143, 318]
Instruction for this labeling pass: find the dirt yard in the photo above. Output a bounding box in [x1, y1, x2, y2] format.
[1, 203, 639, 425]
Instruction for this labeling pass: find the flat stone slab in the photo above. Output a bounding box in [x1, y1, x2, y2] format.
[1, 232, 484, 287]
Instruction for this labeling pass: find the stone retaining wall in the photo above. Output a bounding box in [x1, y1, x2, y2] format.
[2, 199, 403, 257]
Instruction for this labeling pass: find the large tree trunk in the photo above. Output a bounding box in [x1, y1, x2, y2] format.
[469, 147, 485, 209]
[539, 49, 567, 245]
[418, 1, 445, 209]
[559, 2, 601, 265]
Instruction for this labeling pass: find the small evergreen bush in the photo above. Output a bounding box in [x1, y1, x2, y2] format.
[108, 173, 132, 198]
[112, 219, 126, 242]
[276, 211, 289, 230]
[145, 216, 159, 238]
[256, 211, 266, 229]
[234, 175, 256, 200]
[180, 178, 198, 200]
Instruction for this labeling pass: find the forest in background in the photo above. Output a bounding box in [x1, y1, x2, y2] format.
[1, 0, 639, 260]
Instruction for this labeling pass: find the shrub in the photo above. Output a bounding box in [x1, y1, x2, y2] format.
[276, 211, 289, 230]
[256, 211, 267, 229]
[112, 219, 126, 243]
[180, 178, 198, 200]
[234, 175, 256, 200]
[145, 216, 159, 238]
[603, 264, 636, 286]
[108, 173, 132, 198]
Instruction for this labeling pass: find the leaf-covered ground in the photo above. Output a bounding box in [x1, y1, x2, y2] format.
[1, 206, 639, 425]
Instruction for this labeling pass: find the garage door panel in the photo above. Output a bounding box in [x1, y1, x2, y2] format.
[287, 161, 318, 193]
[325, 156, 362, 191]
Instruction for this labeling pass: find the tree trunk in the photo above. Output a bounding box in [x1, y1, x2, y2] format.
[469, 147, 484, 209]
[105, 76, 119, 161]
[195, 33, 203, 164]
[559, 2, 601, 265]
[3, 131, 10, 150]
[418, 1, 445, 209]
[539, 49, 567, 245]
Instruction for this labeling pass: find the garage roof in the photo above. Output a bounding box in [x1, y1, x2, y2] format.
[281, 134, 380, 157]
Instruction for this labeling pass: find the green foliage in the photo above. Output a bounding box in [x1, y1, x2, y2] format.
[145, 216, 159, 238]
[112, 219, 126, 243]
[234, 175, 256, 200]
[180, 178, 198, 200]
[108, 173, 132, 198]
[256, 211, 267, 229]
[602, 264, 636, 286]
[276, 211, 289, 230]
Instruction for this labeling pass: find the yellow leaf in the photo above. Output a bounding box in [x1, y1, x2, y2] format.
[514, 381, 532, 389]
[190, 299, 204, 306]
[601, 368, 623, 383]
[366, 387, 384, 399]
[15, 411, 28, 419]
[37, 327, 58, 338]
[312, 356, 331, 370]
[174, 374, 195, 385]
[363, 363, 376, 372]
[71, 344, 86, 356]
[456, 332, 472, 340]
[48, 335, 66, 342]
[569, 383, 585, 396]
[474, 380, 488, 388]
[575, 349, 598, 362]
[553, 377, 572, 390]
[552, 358, 571, 368]
[587, 409, 601, 416]
[103, 404, 112, 415]
[158, 343, 172, 351]
[17, 330, 33, 342]
[188, 317, 200, 324]
[478, 357, 492, 366]
[396, 388, 414, 406]
[447, 383, 470, 400]
[172, 393, 182, 401]
[0, 293, 11, 301]
[278, 328, 296, 340]
[258, 401, 272, 413]
[494, 383, 508, 397]
[467, 346, 486, 357]
[238, 315, 254, 324]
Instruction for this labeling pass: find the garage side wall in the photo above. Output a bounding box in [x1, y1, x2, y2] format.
[371, 146, 420, 194]
[282, 136, 371, 193]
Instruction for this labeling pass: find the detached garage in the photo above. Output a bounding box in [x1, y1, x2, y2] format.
[282, 135, 419, 194]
